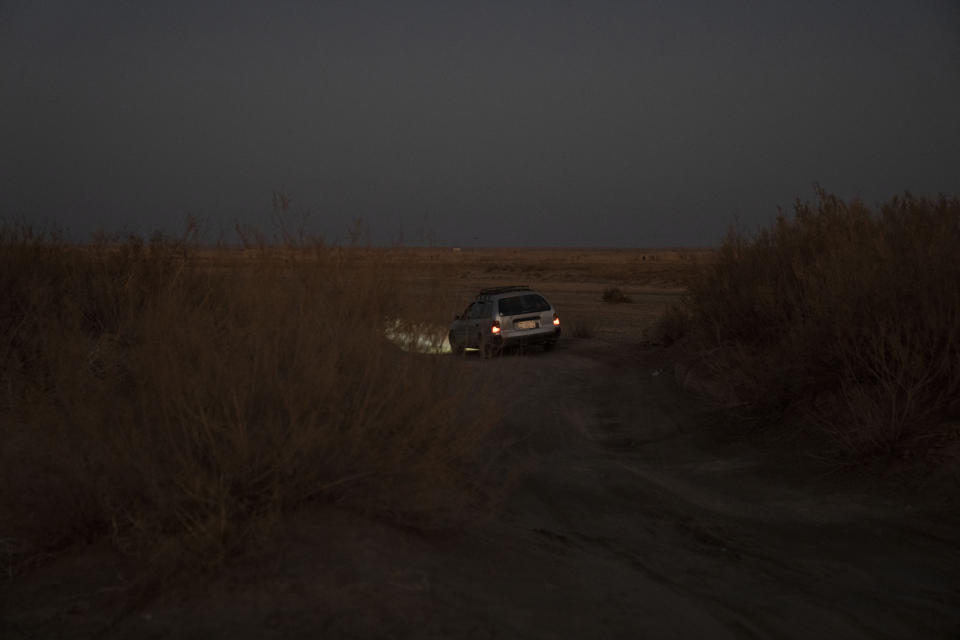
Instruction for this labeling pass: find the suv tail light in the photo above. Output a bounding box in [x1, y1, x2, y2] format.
[553, 313, 560, 326]
[491, 320, 501, 334]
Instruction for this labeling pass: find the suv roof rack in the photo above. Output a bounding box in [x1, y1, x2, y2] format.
[478, 285, 531, 296]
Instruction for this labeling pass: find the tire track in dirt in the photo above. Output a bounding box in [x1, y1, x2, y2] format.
[466, 339, 960, 639]
[4, 339, 958, 639]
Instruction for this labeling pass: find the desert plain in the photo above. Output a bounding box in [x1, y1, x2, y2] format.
[3, 246, 959, 639]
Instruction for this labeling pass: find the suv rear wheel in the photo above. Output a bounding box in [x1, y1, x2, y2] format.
[449, 331, 464, 356]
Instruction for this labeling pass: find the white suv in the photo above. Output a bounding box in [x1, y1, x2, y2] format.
[449, 286, 560, 356]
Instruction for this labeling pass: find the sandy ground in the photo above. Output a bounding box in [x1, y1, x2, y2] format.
[3, 271, 959, 639]
[4, 341, 959, 638]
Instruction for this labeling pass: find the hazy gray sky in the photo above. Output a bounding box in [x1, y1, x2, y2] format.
[2, 0, 958, 246]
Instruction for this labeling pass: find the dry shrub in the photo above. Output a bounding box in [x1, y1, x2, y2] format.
[601, 287, 631, 304]
[650, 303, 690, 346]
[0, 224, 509, 577]
[674, 187, 960, 460]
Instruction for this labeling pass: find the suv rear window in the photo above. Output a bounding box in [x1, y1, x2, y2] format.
[498, 294, 550, 316]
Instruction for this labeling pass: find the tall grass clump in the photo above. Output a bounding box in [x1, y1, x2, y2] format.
[670, 188, 960, 461]
[0, 223, 509, 578]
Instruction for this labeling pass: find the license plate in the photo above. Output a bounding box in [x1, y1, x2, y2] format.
[516, 320, 538, 330]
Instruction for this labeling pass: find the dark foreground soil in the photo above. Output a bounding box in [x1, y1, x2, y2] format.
[3, 337, 959, 639]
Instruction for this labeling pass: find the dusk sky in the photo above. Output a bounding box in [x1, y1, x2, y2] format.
[2, 1, 958, 247]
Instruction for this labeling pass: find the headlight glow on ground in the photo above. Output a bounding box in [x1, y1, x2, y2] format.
[384, 319, 452, 354]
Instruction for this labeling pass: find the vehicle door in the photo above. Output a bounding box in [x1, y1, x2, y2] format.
[452, 302, 474, 347]
[465, 300, 489, 348]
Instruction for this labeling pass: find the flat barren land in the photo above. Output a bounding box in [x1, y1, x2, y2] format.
[4, 247, 959, 639]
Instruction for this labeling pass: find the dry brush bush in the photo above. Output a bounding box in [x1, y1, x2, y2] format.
[601, 287, 632, 304]
[666, 188, 960, 461]
[0, 225, 510, 577]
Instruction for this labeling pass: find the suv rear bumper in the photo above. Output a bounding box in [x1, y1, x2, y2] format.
[492, 326, 560, 348]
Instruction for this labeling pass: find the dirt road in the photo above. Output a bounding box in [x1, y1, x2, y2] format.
[4, 338, 959, 639]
